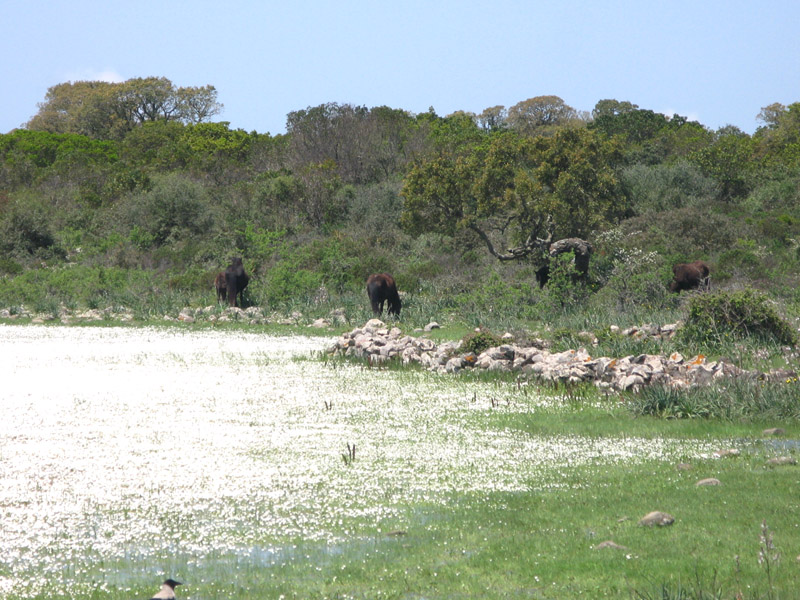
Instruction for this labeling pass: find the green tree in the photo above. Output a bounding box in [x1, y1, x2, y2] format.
[690, 129, 755, 200]
[589, 104, 670, 144]
[286, 102, 417, 184]
[476, 105, 507, 132]
[401, 128, 627, 261]
[591, 99, 639, 120]
[0, 130, 118, 188]
[27, 78, 222, 140]
[120, 173, 215, 246]
[754, 102, 800, 166]
[506, 95, 584, 137]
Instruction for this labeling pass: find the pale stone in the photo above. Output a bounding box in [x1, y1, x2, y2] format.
[594, 540, 628, 550]
[766, 456, 797, 466]
[638, 511, 675, 527]
[713, 449, 740, 458]
[762, 428, 785, 436]
[696, 478, 722, 486]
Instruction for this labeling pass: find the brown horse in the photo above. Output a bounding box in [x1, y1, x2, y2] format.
[214, 272, 227, 303]
[366, 273, 401, 317]
[669, 260, 710, 293]
[224, 257, 250, 307]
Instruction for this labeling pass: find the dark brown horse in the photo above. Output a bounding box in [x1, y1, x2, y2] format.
[669, 260, 710, 293]
[366, 273, 401, 317]
[224, 257, 250, 307]
[213, 272, 227, 303]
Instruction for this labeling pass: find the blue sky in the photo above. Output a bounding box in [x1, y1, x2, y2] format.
[3, 0, 799, 135]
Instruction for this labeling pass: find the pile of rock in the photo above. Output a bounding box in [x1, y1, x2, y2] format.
[329, 319, 791, 391]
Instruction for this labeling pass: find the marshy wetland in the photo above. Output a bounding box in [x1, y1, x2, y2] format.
[2, 324, 799, 599]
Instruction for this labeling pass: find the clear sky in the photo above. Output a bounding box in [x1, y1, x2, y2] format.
[3, 0, 799, 136]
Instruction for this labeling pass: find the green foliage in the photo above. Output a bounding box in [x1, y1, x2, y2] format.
[3, 85, 800, 350]
[716, 239, 768, 281]
[0, 195, 61, 261]
[622, 160, 718, 214]
[627, 378, 800, 421]
[26, 77, 222, 139]
[120, 173, 215, 246]
[690, 130, 756, 200]
[460, 327, 503, 354]
[452, 270, 537, 323]
[540, 252, 590, 308]
[680, 288, 798, 347]
[590, 228, 675, 311]
[0, 257, 23, 275]
[621, 206, 747, 259]
[0, 264, 153, 307]
[506, 95, 581, 136]
[401, 127, 628, 255]
[235, 224, 287, 262]
[261, 262, 322, 305]
[0, 129, 118, 187]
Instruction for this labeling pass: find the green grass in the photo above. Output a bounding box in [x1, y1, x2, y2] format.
[41, 451, 799, 600]
[10, 386, 800, 599]
[2, 314, 800, 599]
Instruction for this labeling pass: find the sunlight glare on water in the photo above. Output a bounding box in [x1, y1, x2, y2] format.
[0, 324, 716, 595]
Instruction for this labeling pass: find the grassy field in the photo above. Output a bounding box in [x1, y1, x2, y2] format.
[1, 323, 799, 599]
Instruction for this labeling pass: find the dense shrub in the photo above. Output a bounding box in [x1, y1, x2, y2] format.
[680, 288, 798, 346]
[261, 262, 323, 306]
[622, 160, 717, 215]
[119, 173, 215, 247]
[0, 196, 64, 263]
[454, 271, 537, 320]
[460, 328, 503, 355]
[621, 205, 747, 258]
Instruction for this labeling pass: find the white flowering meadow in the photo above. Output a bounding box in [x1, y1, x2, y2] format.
[0, 325, 719, 597]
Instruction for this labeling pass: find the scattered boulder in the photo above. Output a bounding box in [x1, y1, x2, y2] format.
[594, 540, 628, 550]
[638, 511, 675, 527]
[386, 530, 407, 537]
[766, 456, 797, 467]
[695, 478, 722, 486]
[328, 321, 776, 391]
[713, 449, 740, 458]
[762, 428, 785, 436]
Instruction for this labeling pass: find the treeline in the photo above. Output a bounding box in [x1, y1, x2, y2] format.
[1, 77, 799, 324]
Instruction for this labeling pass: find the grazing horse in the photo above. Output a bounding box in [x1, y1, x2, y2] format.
[224, 257, 250, 307]
[670, 260, 710, 293]
[366, 273, 401, 317]
[213, 272, 227, 303]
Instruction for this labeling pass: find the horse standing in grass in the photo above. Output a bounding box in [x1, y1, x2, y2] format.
[224, 257, 249, 307]
[213, 272, 227, 303]
[670, 260, 710, 293]
[366, 273, 401, 317]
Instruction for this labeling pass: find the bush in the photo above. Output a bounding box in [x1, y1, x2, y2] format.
[454, 271, 537, 322]
[261, 262, 323, 306]
[622, 160, 718, 215]
[680, 288, 798, 347]
[120, 173, 215, 246]
[460, 328, 503, 355]
[0, 196, 62, 261]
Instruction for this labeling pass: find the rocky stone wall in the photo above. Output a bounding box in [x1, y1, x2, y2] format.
[329, 319, 791, 391]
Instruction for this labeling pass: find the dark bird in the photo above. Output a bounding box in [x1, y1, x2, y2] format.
[150, 579, 182, 600]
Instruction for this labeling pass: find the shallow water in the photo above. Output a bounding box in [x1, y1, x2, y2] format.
[0, 324, 718, 596]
